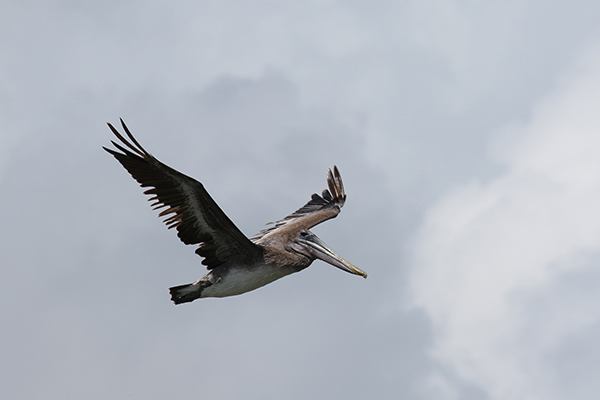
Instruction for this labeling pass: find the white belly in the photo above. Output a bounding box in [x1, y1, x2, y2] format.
[200, 265, 296, 298]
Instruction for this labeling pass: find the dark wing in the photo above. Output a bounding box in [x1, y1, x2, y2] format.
[103, 119, 262, 269]
[252, 166, 346, 242]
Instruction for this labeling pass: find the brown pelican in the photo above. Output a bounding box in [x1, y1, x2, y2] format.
[104, 119, 367, 304]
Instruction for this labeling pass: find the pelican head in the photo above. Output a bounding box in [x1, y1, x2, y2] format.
[290, 230, 367, 278]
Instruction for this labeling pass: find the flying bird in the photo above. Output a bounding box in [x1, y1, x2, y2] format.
[104, 119, 367, 304]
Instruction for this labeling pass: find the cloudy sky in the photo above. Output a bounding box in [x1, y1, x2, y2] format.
[2, 1, 600, 399]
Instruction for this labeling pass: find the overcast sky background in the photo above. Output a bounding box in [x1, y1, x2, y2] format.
[2, 1, 600, 399]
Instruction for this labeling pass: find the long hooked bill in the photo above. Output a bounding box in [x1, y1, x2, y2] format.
[301, 234, 367, 278]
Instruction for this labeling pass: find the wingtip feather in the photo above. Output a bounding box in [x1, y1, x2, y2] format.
[326, 165, 345, 202]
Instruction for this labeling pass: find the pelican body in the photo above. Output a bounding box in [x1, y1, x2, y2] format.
[104, 119, 367, 304]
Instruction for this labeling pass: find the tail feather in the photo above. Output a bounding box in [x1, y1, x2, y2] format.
[169, 282, 205, 304]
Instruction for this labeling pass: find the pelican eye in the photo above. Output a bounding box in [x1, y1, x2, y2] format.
[300, 231, 308, 237]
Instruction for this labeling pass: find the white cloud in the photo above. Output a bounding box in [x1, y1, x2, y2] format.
[410, 47, 600, 400]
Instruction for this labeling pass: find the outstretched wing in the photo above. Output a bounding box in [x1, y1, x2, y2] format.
[252, 166, 346, 243]
[103, 119, 262, 269]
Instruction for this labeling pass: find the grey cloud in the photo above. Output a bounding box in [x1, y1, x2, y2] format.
[3, 1, 600, 399]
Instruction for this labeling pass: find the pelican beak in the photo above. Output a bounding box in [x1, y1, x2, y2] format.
[299, 233, 367, 278]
